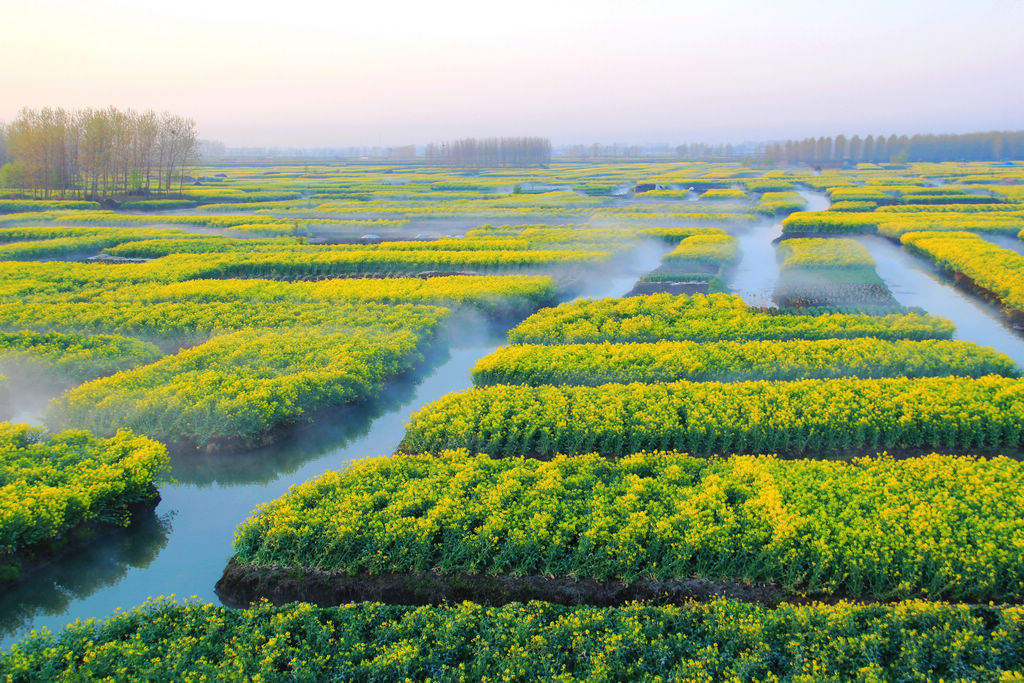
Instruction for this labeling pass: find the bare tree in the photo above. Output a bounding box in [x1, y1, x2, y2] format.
[3, 106, 198, 199]
[427, 137, 552, 167]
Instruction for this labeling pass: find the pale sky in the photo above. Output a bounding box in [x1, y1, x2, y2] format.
[2, 0, 1022, 147]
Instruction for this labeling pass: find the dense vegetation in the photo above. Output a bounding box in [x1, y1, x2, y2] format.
[0, 298, 448, 345]
[4, 598, 1022, 681]
[902, 231, 1024, 318]
[234, 450, 1024, 600]
[507, 293, 953, 344]
[0, 330, 162, 382]
[472, 338, 1017, 386]
[774, 238, 899, 310]
[50, 329, 427, 448]
[2, 158, 1024, 677]
[401, 376, 1024, 456]
[0, 424, 168, 579]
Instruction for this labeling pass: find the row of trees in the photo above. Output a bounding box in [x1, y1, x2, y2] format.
[425, 137, 552, 167]
[0, 107, 198, 199]
[756, 131, 1024, 166]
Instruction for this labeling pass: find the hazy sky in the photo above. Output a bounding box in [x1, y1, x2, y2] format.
[3, 0, 1022, 147]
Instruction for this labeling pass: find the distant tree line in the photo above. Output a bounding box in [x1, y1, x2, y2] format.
[674, 143, 738, 161]
[425, 137, 552, 167]
[0, 107, 198, 199]
[755, 131, 1024, 166]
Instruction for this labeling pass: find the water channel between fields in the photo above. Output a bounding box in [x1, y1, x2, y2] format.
[725, 190, 830, 307]
[0, 251, 662, 647]
[859, 236, 1024, 369]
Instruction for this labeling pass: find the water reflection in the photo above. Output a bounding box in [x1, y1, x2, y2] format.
[860, 236, 1024, 369]
[0, 341, 503, 648]
[725, 221, 781, 307]
[169, 347, 452, 487]
[0, 506, 171, 639]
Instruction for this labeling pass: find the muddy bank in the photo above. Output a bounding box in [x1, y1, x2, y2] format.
[940, 270, 1024, 328]
[217, 560, 1022, 609]
[216, 560, 792, 609]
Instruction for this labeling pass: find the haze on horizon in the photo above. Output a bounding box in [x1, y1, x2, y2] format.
[3, 0, 1022, 148]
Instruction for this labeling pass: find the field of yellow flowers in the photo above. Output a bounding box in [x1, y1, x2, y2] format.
[3, 159, 1024, 678]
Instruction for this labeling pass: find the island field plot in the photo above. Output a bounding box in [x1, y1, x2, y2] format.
[4, 161, 1024, 678]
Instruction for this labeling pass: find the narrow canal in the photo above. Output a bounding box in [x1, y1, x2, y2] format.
[0, 253, 661, 647]
[860, 236, 1024, 369]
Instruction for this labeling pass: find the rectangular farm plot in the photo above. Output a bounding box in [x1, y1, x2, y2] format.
[471, 338, 1019, 386]
[399, 376, 1024, 457]
[224, 451, 1024, 603]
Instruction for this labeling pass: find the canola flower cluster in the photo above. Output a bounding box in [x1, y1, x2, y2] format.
[754, 190, 807, 215]
[234, 450, 1024, 600]
[471, 338, 1018, 386]
[0, 297, 448, 345]
[3, 598, 1021, 681]
[0, 199, 103, 212]
[400, 376, 1024, 456]
[781, 211, 881, 234]
[662, 234, 739, 268]
[697, 188, 747, 200]
[49, 328, 426, 447]
[0, 259, 554, 321]
[829, 200, 878, 212]
[744, 178, 797, 192]
[142, 275, 557, 317]
[876, 212, 1024, 239]
[99, 236, 303, 258]
[826, 187, 898, 204]
[506, 293, 953, 344]
[901, 231, 1024, 316]
[5, 160, 1024, 676]
[142, 248, 611, 279]
[0, 330, 162, 382]
[101, 229, 638, 259]
[466, 224, 641, 243]
[48, 209, 288, 229]
[0, 215, 578, 453]
[0, 423, 168, 565]
[774, 238, 899, 310]
[0, 226, 190, 243]
[637, 227, 727, 243]
[782, 208, 1024, 238]
[776, 238, 876, 269]
[0, 230, 208, 261]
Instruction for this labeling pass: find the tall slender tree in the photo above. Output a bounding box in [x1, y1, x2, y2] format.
[2, 106, 198, 199]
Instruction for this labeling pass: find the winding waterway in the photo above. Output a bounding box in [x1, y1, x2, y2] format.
[0, 253, 661, 647]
